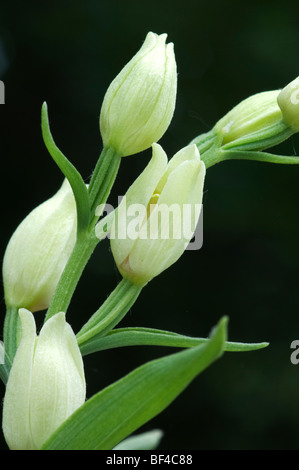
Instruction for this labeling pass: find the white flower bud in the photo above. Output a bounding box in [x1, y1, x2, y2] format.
[2, 309, 86, 450]
[277, 76, 299, 132]
[110, 143, 205, 286]
[3, 179, 77, 312]
[100, 32, 177, 157]
[214, 90, 282, 145]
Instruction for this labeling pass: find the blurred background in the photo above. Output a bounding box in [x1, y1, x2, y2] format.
[1, 0, 299, 450]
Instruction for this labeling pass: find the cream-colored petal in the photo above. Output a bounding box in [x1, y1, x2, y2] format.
[155, 144, 201, 194]
[3, 179, 77, 312]
[215, 90, 281, 144]
[2, 309, 37, 450]
[111, 143, 167, 267]
[29, 312, 86, 449]
[100, 32, 177, 156]
[129, 159, 205, 284]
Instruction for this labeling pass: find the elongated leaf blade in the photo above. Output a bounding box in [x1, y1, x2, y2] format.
[42, 317, 227, 450]
[222, 149, 299, 165]
[41, 102, 90, 233]
[78, 325, 269, 357]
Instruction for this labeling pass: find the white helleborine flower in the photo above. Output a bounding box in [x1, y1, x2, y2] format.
[2, 309, 86, 450]
[214, 90, 282, 145]
[277, 76, 299, 132]
[100, 31, 177, 157]
[3, 179, 77, 312]
[110, 143, 205, 286]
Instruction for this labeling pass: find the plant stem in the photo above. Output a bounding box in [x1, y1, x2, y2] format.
[45, 146, 121, 321]
[88, 146, 121, 229]
[191, 130, 217, 154]
[76, 279, 142, 347]
[200, 146, 223, 168]
[44, 233, 99, 321]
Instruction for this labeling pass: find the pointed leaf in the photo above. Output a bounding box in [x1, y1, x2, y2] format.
[41, 102, 90, 233]
[222, 149, 299, 165]
[42, 317, 227, 450]
[78, 325, 269, 357]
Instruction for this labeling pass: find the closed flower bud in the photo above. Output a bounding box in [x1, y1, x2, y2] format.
[2, 309, 86, 450]
[100, 32, 177, 157]
[110, 143, 205, 286]
[277, 76, 299, 132]
[3, 179, 77, 312]
[214, 90, 283, 147]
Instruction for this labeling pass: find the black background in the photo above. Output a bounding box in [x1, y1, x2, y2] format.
[1, 0, 299, 450]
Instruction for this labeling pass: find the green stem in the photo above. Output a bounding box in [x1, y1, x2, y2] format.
[190, 130, 217, 154]
[3, 305, 20, 368]
[190, 130, 224, 169]
[200, 145, 223, 169]
[44, 146, 122, 321]
[76, 279, 142, 347]
[88, 146, 121, 229]
[45, 234, 99, 321]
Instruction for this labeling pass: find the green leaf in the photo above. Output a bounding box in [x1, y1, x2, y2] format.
[79, 325, 269, 357]
[221, 121, 293, 152]
[113, 429, 163, 450]
[42, 317, 227, 450]
[41, 102, 90, 233]
[3, 305, 19, 376]
[76, 279, 142, 345]
[221, 149, 299, 165]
